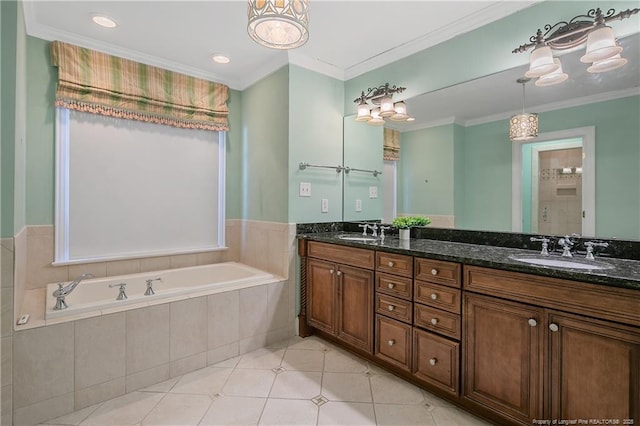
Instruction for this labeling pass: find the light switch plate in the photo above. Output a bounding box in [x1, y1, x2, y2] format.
[299, 182, 311, 197]
[321, 198, 329, 213]
[355, 199, 362, 212]
[369, 186, 378, 198]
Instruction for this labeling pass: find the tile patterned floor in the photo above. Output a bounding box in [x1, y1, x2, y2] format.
[38, 336, 494, 426]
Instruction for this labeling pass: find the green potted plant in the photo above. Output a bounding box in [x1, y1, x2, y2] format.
[391, 215, 431, 240]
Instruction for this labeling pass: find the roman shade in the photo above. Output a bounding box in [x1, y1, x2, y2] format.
[50, 41, 229, 131]
[383, 127, 400, 161]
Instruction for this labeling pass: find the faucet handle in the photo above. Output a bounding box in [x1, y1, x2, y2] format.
[370, 223, 379, 237]
[530, 236, 550, 256]
[379, 226, 390, 239]
[584, 241, 609, 260]
[358, 223, 370, 236]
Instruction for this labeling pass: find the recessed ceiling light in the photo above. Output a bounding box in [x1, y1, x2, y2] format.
[212, 54, 230, 64]
[91, 15, 117, 28]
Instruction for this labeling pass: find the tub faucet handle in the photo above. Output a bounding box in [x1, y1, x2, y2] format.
[109, 282, 128, 300]
[145, 277, 161, 296]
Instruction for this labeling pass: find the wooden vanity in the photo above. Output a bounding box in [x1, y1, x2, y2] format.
[298, 238, 640, 426]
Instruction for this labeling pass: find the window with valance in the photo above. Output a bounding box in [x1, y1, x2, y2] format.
[384, 127, 400, 161]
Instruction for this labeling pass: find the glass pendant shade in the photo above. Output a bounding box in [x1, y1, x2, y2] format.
[389, 101, 409, 121]
[580, 26, 622, 63]
[356, 101, 372, 122]
[587, 53, 627, 73]
[368, 108, 384, 126]
[525, 45, 560, 78]
[379, 95, 395, 117]
[509, 113, 539, 141]
[535, 58, 568, 86]
[247, 0, 309, 49]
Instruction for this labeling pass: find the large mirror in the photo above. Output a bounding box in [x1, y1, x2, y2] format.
[343, 32, 640, 241]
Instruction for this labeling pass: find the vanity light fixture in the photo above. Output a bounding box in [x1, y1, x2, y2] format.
[247, 0, 309, 50]
[509, 78, 538, 142]
[354, 83, 413, 125]
[513, 7, 639, 82]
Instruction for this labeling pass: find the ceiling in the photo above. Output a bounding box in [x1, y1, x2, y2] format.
[23, 0, 540, 90]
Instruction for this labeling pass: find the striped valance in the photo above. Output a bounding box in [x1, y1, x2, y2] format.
[50, 41, 229, 131]
[383, 127, 400, 161]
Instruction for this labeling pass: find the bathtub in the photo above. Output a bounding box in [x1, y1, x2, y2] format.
[45, 262, 276, 320]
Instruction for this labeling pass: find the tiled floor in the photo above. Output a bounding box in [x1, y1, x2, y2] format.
[38, 336, 493, 426]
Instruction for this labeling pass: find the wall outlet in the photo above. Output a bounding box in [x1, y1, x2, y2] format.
[299, 182, 311, 197]
[355, 199, 362, 212]
[369, 186, 378, 198]
[321, 198, 329, 213]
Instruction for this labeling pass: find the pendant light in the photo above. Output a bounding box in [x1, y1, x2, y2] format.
[509, 78, 538, 141]
[247, 0, 310, 50]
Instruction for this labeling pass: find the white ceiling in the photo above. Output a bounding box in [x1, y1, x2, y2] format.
[23, 0, 540, 90]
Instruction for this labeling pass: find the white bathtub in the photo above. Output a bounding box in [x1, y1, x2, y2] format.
[45, 262, 275, 320]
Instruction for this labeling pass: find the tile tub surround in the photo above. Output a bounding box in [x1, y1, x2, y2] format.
[12, 279, 294, 426]
[34, 336, 492, 426]
[1, 237, 15, 426]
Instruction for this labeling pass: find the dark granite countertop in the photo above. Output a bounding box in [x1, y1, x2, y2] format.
[298, 231, 640, 291]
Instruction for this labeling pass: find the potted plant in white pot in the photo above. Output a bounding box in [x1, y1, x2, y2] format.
[391, 216, 431, 240]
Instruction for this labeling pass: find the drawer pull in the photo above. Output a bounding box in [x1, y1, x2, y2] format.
[388, 261, 395, 267]
[430, 318, 438, 326]
[387, 305, 395, 312]
[387, 339, 395, 346]
[387, 283, 395, 289]
[431, 268, 438, 276]
[329, 269, 334, 274]
[549, 323, 559, 332]
[528, 318, 537, 327]
[430, 293, 438, 300]
[429, 358, 437, 366]
[336, 271, 342, 276]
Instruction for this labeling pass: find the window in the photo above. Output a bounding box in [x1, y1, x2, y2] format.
[55, 108, 225, 264]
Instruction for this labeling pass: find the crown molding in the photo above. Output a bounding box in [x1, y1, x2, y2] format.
[236, 53, 291, 91]
[287, 51, 345, 81]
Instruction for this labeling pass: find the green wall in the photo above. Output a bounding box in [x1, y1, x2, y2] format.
[240, 66, 289, 222]
[288, 65, 344, 223]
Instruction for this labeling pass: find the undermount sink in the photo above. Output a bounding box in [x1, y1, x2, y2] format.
[509, 255, 613, 271]
[337, 235, 378, 242]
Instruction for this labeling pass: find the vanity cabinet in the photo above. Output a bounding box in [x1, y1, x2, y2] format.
[463, 265, 640, 425]
[306, 242, 374, 353]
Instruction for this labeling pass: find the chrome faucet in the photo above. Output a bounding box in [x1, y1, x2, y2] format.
[52, 273, 94, 310]
[109, 283, 128, 300]
[530, 236, 550, 256]
[358, 223, 370, 236]
[370, 223, 379, 237]
[379, 225, 390, 240]
[145, 277, 161, 296]
[558, 234, 579, 257]
[584, 241, 609, 260]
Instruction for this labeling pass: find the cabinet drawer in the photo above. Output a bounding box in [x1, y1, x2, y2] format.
[376, 252, 413, 278]
[415, 258, 461, 288]
[414, 304, 461, 340]
[376, 272, 412, 300]
[414, 281, 461, 314]
[376, 294, 412, 323]
[308, 241, 374, 269]
[376, 315, 412, 371]
[413, 328, 459, 396]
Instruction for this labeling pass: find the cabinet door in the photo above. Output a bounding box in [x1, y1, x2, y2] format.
[548, 311, 640, 421]
[337, 264, 374, 353]
[463, 293, 543, 424]
[307, 259, 337, 334]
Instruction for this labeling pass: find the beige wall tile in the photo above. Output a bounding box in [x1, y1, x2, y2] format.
[170, 297, 207, 361]
[74, 377, 125, 411]
[1, 288, 14, 337]
[267, 281, 289, 332]
[13, 230, 27, 326]
[75, 313, 126, 391]
[170, 254, 197, 269]
[140, 256, 171, 273]
[68, 262, 107, 280]
[13, 391, 74, 426]
[267, 327, 293, 347]
[26, 225, 54, 236]
[106, 259, 141, 276]
[1, 336, 12, 387]
[207, 291, 239, 349]
[26, 230, 68, 289]
[207, 342, 239, 366]
[239, 285, 268, 339]
[169, 352, 206, 378]
[1, 238, 14, 289]
[1, 383, 12, 426]
[125, 363, 170, 393]
[13, 322, 74, 409]
[126, 305, 170, 374]
[239, 332, 268, 355]
[196, 251, 223, 265]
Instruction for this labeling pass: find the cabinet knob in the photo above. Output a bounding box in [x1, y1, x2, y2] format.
[336, 271, 342, 276]
[329, 269, 334, 274]
[429, 358, 437, 366]
[549, 323, 559, 332]
[387, 283, 395, 289]
[387, 305, 395, 312]
[388, 261, 395, 267]
[387, 339, 395, 347]
[430, 318, 438, 326]
[430, 293, 438, 300]
[528, 318, 537, 327]
[431, 268, 438, 276]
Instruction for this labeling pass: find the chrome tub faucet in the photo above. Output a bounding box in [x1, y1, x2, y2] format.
[53, 273, 94, 310]
[145, 277, 161, 296]
[109, 283, 128, 300]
